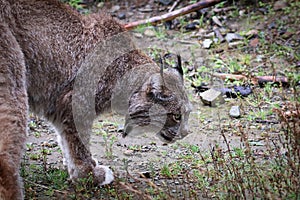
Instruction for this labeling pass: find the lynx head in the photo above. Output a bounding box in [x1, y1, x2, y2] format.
[122, 56, 192, 143]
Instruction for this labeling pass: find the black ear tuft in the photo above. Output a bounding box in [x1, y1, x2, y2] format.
[176, 54, 183, 77]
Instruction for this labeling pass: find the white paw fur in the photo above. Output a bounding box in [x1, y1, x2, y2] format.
[93, 165, 114, 185]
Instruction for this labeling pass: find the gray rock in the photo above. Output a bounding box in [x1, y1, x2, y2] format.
[200, 88, 225, 107]
[212, 16, 223, 27]
[229, 106, 241, 118]
[213, 28, 225, 43]
[159, 0, 172, 6]
[202, 39, 213, 49]
[225, 33, 244, 43]
[117, 12, 126, 20]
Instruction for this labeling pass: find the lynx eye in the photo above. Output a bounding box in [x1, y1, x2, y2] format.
[172, 114, 181, 122]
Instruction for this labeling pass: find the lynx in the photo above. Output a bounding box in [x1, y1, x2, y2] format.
[0, 0, 191, 199]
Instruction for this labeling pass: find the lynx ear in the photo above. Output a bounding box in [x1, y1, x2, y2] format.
[163, 53, 184, 80]
[175, 54, 183, 77]
[145, 74, 174, 102]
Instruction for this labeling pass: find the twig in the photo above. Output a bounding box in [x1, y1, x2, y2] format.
[212, 73, 289, 86]
[124, 0, 226, 30]
[169, 0, 182, 12]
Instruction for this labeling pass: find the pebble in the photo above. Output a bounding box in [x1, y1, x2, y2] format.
[185, 22, 199, 31]
[274, 0, 288, 11]
[202, 39, 213, 49]
[229, 106, 241, 118]
[199, 88, 225, 107]
[213, 28, 225, 42]
[212, 16, 223, 27]
[138, 5, 153, 12]
[245, 29, 259, 37]
[144, 29, 156, 37]
[225, 33, 244, 43]
[204, 32, 215, 38]
[239, 10, 246, 16]
[134, 33, 143, 38]
[110, 5, 120, 13]
[159, 0, 172, 5]
[117, 12, 126, 20]
[123, 149, 134, 156]
[249, 37, 259, 47]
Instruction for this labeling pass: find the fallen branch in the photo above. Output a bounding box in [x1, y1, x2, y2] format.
[212, 73, 289, 87]
[124, 0, 226, 30]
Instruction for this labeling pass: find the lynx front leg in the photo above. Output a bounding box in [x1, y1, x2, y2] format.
[0, 23, 28, 200]
[54, 119, 114, 185]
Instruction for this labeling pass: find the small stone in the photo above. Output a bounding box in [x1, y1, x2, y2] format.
[268, 21, 276, 29]
[97, 2, 104, 8]
[110, 5, 120, 13]
[234, 85, 252, 97]
[185, 22, 199, 30]
[212, 16, 223, 27]
[138, 5, 153, 12]
[274, 0, 288, 11]
[202, 39, 213, 49]
[229, 106, 241, 118]
[200, 88, 225, 107]
[129, 178, 135, 183]
[204, 32, 215, 38]
[213, 28, 225, 42]
[249, 37, 259, 47]
[245, 29, 258, 37]
[144, 29, 156, 37]
[123, 150, 134, 156]
[117, 12, 126, 20]
[225, 33, 244, 43]
[127, 12, 134, 17]
[159, 0, 172, 6]
[239, 10, 246, 16]
[134, 33, 143, 38]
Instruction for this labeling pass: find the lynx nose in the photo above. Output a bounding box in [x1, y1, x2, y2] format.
[122, 125, 131, 138]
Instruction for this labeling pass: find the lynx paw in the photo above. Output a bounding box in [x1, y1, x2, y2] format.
[93, 165, 114, 185]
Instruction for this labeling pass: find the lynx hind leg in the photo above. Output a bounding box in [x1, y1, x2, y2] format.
[55, 123, 114, 186]
[0, 23, 28, 200]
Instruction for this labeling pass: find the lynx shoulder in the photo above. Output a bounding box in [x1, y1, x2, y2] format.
[0, 0, 191, 199]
